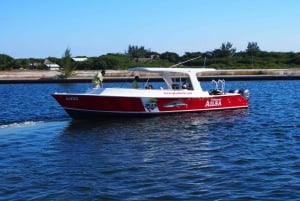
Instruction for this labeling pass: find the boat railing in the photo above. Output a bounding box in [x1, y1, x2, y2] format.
[210, 79, 225, 95]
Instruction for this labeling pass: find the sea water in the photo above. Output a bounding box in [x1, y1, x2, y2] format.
[0, 80, 300, 200]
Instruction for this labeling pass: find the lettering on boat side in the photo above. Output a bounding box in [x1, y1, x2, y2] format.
[205, 99, 222, 107]
[163, 91, 192, 95]
[66, 96, 79, 101]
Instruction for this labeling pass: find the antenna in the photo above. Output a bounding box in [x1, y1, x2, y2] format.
[169, 55, 201, 68]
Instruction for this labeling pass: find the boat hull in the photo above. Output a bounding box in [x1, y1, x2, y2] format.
[52, 93, 248, 119]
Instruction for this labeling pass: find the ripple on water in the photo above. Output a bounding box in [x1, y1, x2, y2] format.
[1, 81, 300, 200]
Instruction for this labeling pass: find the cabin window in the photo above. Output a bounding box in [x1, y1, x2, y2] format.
[172, 84, 180, 89]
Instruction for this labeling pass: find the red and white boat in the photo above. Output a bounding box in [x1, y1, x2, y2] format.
[52, 67, 249, 119]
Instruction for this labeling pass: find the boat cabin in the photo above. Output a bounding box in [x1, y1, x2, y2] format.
[128, 67, 216, 92]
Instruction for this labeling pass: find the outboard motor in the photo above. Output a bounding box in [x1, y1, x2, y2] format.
[239, 89, 250, 100]
[229, 89, 250, 100]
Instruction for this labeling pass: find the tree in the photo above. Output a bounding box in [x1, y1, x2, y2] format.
[160, 51, 179, 63]
[246, 42, 260, 53]
[0, 54, 15, 70]
[60, 48, 74, 78]
[214, 42, 236, 57]
[74, 58, 94, 70]
[246, 42, 260, 67]
[287, 53, 300, 65]
[127, 45, 149, 58]
[180, 52, 203, 66]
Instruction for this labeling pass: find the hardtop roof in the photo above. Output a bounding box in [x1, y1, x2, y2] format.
[128, 67, 216, 74]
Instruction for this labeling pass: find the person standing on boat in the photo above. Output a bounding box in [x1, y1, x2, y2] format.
[92, 69, 105, 88]
[132, 76, 139, 89]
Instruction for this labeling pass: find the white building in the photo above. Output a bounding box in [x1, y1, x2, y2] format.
[72, 57, 88, 62]
[44, 59, 60, 71]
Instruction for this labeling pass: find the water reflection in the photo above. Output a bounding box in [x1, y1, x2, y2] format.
[62, 109, 249, 135]
[52, 109, 251, 200]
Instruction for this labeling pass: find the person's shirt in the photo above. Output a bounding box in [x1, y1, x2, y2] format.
[132, 80, 139, 89]
[92, 73, 98, 84]
[92, 72, 103, 88]
[97, 72, 103, 82]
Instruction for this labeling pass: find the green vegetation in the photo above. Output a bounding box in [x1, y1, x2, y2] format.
[59, 48, 74, 78]
[1, 42, 300, 71]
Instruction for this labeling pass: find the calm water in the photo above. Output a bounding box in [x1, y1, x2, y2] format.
[0, 80, 300, 200]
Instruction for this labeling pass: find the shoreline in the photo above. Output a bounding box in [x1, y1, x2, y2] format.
[1, 69, 300, 83]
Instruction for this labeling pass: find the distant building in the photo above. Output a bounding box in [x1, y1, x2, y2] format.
[72, 57, 88, 62]
[44, 59, 60, 71]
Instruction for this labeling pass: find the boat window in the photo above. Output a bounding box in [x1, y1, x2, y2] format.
[172, 84, 180, 89]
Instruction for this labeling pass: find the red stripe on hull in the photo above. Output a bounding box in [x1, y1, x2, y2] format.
[52, 94, 248, 118]
[53, 95, 145, 112]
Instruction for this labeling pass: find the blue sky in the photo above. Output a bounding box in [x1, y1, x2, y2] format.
[1, 0, 300, 58]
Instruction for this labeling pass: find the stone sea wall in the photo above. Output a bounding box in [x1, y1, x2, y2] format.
[0, 69, 299, 83]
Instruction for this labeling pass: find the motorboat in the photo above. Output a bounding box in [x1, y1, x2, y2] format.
[52, 67, 250, 119]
